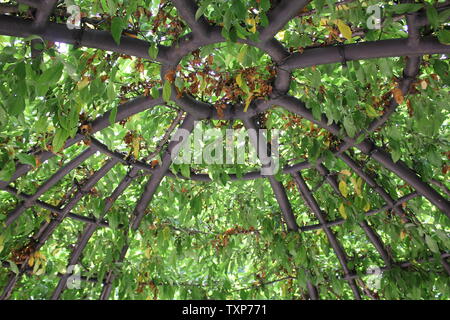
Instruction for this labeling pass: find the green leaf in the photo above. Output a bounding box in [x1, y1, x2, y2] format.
[343, 116, 357, 138]
[309, 139, 320, 161]
[233, 0, 246, 20]
[195, 5, 206, 21]
[338, 203, 347, 219]
[378, 59, 392, 78]
[355, 65, 366, 83]
[390, 140, 401, 163]
[426, 4, 439, 30]
[107, 82, 116, 102]
[435, 230, 450, 250]
[219, 172, 230, 185]
[18, 4, 29, 12]
[148, 44, 159, 59]
[111, 17, 124, 45]
[77, 76, 90, 90]
[391, 3, 423, 15]
[353, 177, 362, 196]
[106, 0, 117, 16]
[260, 0, 270, 11]
[355, 133, 366, 145]
[175, 77, 184, 91]
[14, 61, 26, 78]
[92, 198, 105, 219]
[16, 153, 36, 167]
[7, 95, 25, 117]
[7, 260, 19, 275]
[228, 26, 238, 42]
[0, 161, 15, 181]
[40, 63, 64, 85]
[109, 211, 119, 229]
[180, 164, 190, 178]
[339, 180, 348, 198]
[223, 9, 232, 31]
[236, 73, 249, 93]
[151, 87, 160, 99]
[425, 235, 439, 254]
[109, 105, 118, 126]
[32, 116, 47, 132]
[365, 104, 379, 118]
[163, 80, 172, 102]
[243, 94, 253, 112]
[438, 9, 450, 24]
[336, 19, 353, 41]
[157, 228, 167, 250]
[433, 60, 448, 79]
[237, 45, 248, 64]
[0, 234, 4, 253]
[191, 195, 202, 216]
[437, 29, 450, 45]
[52, 128, 69, 153]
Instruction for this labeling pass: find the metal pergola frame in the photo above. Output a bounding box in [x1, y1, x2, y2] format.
[0, 0, 448, 300]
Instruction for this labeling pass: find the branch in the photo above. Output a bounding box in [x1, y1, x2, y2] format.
[131, 114, 196, 230]
[336, 56, 422, 157]
[0, 159, 118, 300]
[281, 37, 450, 70]
[1, 186, 109, 227]
[0, 94, 163, 190]
[32, 159, 119, 250]
[300, 192, 419, 231]
[33, 0, 57, 28]
[0, 15, 167, 63]
[297, 0, 356, 18]
[5, 148, 95, 227]
[0, 4, 21, 14]
[430, 179, 450, 198]
[231, 276, 295, 292]
[194, 55, 420, 181]
[146, 110, 185, 160]
[259, 0, 310, 41]
[356, 278, 379, 300]
[170, 0, 210, 37]
[51, 167, 139, 299]
[291, 171, 361, 299]
[360, 140, 450, 218]
[0, 185, 110, 227]
[88, 138, 156, 173]
[336, 154, 411, 223]
[243, 117, 299, 232]
[275, 95, 450, 217]
[315, 162, 395, 268]
[16, 0, 39, 7]
[100, 114, 197, 300]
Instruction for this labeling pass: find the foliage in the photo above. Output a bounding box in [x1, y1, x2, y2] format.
[0, 0, 449, 300]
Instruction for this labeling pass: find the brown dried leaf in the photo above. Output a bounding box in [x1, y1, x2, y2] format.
[392, 88, 404, 104]
[164, 69, 176, 83]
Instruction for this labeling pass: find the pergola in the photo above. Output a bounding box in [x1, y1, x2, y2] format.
[0, 0, 449, 300]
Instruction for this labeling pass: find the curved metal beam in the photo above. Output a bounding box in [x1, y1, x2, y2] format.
[292, 171, 361, 299]
[0, 94, 163, 189]
[281, 37, 450, 70]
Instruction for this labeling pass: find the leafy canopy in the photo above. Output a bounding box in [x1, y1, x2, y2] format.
[0, 0, 449, 300]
